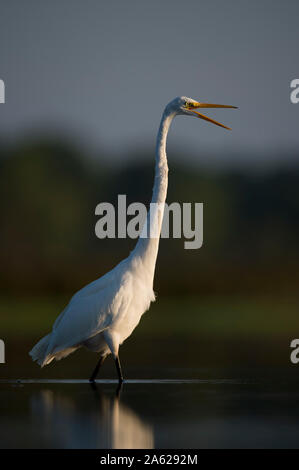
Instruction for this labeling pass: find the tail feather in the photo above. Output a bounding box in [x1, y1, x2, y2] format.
[29, 334, 79, 367]
[29, 333, 52, 367]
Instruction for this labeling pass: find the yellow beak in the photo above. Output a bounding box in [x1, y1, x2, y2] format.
[188, 102, 237, 130]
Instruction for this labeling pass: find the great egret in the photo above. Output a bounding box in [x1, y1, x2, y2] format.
[30, 96, 236, 383]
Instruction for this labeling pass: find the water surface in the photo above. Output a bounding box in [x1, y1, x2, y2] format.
[1, 377, 299, 448]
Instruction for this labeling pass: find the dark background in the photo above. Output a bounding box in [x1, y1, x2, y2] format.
[0, 0, 299, 380]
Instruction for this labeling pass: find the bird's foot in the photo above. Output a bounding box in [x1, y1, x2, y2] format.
[89, 380, 98, 391]
[116, 380, 123, 397]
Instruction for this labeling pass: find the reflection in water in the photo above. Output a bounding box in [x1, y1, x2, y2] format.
[2, 379, 299, 448]
[31, 386, 154, 449]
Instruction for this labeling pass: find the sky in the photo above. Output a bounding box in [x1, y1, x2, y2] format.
[0, 0, 299, 167]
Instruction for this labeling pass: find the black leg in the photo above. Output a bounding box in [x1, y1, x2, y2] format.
[115, 356, 124, 384]
[115, 380, 123, 398]
[89, 354, 107, 383]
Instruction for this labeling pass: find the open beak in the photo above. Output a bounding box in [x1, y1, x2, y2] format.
[188, 102, 237, 130]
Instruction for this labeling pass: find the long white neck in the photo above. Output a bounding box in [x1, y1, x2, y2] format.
[130, 109, 175, 281]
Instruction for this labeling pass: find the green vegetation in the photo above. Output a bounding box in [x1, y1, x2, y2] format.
[1, 137, 299, 297]
[1, 136, 299, 364]
[1, 294, 298, 341]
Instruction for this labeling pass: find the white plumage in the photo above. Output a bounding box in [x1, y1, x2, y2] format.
[30, 96, 236, 382]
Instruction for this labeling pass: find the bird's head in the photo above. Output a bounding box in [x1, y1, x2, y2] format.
[165, 96, 237, 130]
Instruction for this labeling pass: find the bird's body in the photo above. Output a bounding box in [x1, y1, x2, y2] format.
[35, 252, 156, 366]
[30, 96, 236, 381]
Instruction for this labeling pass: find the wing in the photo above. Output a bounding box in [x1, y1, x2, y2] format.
[70, 257, 129, 301]
[46, 265, 133, 357]
[52, 257, 129, 332]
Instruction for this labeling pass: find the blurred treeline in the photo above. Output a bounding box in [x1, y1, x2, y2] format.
[1, 137, 299, 296]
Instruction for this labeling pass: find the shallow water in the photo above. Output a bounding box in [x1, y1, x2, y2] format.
[1, 377, 299, 448]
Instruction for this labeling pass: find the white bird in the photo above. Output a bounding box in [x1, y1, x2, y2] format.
[30, 96, 236, 383]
